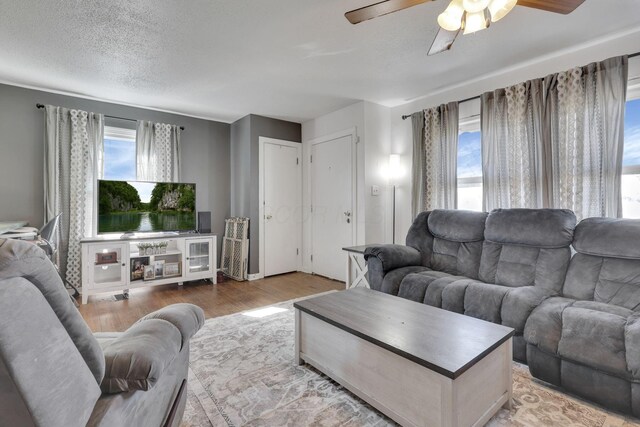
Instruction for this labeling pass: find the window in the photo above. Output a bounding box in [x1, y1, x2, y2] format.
[457, 117, 483, 211]
[622, 98, 640, 218]
[103, 126, 137, 181]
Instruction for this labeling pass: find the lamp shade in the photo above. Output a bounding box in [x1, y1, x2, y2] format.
[488, 0, 517, 22]
[462, 0, 490, 13]
[437, 0, 464, 31]
[463, 10, 488, 34]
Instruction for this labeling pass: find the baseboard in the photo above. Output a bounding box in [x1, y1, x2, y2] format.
[248, 273, 262, 281]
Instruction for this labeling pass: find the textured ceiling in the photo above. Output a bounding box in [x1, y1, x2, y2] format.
[0, 0, 639, 123]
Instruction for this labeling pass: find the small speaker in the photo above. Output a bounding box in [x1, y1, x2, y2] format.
[197, 211, 211, 233]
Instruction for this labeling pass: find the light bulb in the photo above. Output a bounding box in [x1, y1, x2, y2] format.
[437, 0, 464, 31]
[488, 0, 517, 22]
[462, 0, 490, 13]
[463, 11, 488, 34]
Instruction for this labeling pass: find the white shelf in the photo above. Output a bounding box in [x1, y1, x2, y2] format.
[81, 235, 217, 304]
[130, 249, 182, 258]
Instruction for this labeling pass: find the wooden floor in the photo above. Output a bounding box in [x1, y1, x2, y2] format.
[78, 272, 344, 332]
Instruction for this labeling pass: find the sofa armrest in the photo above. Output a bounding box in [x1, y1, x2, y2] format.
[364, 245, 422, 272]
[626, 313, 640, 378]
[101, 319, 182, 393]
[136, 303, 204, 349]
[501, 286, 555, 333]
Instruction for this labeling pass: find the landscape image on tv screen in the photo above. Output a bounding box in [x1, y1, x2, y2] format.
[98, 180, 196, 233]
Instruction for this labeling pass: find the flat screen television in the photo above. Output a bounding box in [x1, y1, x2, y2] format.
[98, 180, 196, 234]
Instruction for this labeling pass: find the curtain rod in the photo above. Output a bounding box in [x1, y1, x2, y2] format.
[36, 104, 185, 130]
[402, 50, 640, 120]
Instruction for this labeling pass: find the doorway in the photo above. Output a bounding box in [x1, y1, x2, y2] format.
[259, 137, 302, 277]
[310, 130, 356, 282]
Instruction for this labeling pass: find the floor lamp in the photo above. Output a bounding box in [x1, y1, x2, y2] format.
[389, 154, 401, 244]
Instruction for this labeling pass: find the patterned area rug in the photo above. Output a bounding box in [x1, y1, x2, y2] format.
[182, 294, 640, 427]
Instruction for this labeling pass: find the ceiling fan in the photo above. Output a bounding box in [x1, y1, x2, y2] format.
[345, 0, 585, 55]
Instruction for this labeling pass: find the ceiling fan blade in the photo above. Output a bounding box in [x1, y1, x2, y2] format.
[428, 28, 460, 56]
[345, 0, 433, 24]
[518, 0, 585, 14]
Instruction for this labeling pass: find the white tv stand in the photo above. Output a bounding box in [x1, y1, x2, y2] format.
[80, 233, 217, 304]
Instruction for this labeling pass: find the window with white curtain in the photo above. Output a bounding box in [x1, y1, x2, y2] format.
[622, 97, 640, 218]
[457, 116, 483, 211]
[103, 126, 137, 181]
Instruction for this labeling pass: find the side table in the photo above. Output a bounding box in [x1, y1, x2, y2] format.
[342, 244, 382, 289]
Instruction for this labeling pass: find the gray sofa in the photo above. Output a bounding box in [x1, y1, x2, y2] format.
[365, 208, 640, 416]
[525, 217, 640, 416]
[365, 208, 576, 362]
[0, 238, 204, 427]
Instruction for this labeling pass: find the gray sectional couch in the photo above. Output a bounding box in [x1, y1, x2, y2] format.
[365, 209, 640, 416]
[0, 238, 204, 427]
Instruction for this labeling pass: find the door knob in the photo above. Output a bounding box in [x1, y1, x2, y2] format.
[344, 211, 351, 217]
[266, 215, 272, 220]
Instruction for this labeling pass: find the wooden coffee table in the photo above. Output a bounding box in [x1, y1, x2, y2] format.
[294, 288, 514, 427]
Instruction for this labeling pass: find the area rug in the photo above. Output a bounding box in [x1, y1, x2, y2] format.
[182, 294, 640, 427]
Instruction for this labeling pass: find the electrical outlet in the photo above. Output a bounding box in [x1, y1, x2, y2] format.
[371, 185, 380, 196]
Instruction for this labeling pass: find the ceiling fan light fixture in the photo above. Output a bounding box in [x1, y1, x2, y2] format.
[437, 0, 464, 31]
[488, 0, 517, 22]
[463, 10, 489, 34]
[462, 0, 490, 14]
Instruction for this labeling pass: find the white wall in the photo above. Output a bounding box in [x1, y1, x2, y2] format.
[364, 101, 392, 245]
[391, 28, 640, 241]
[301, 101, 392, 273]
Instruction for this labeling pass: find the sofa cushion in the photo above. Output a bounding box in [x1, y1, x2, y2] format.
[427, 209, 487, 243]
[397, 271, 453, 302]
[479, 209, 575, 292]
[524, 297, 575, 355]
[464, 282, 510, 324]
[101, 319, 182, 393]
[563, 253, 640, 310]
[573, 217, 640, 259]
[557, 305, 629, 378]
[426, 210, 487, 280]
[380, 266, 431, 296]
[441, 279, 478, 314]
[501, 286, 554, 333]
[484, 208, 576, 248]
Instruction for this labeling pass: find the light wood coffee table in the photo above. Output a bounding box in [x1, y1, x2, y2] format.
[294, 288, 514, 427]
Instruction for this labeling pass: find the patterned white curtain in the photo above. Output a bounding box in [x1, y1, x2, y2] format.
[481, 80, 545, 211]
[136, 121, 181, 182]
[546, 56, 628, 219]
[418, 102, 459, 211]
[44, 106, 104, 289]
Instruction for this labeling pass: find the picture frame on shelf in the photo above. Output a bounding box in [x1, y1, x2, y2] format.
[143, 265, 155, 281]
[95, 251, 118, 265]
[131, 257, 150, 281]
[164, 262, 181, 277]
[154, 260, 165, 277]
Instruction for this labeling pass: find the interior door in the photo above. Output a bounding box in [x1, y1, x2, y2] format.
[264, 142, 301, 276]
[311, 135, 354, 281]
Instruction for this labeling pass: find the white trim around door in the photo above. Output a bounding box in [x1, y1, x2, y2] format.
[308, 127, 358, 279]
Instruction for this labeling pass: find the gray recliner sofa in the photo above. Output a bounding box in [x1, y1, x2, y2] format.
[0, 238, 204, 427]
[525, 217, 640, 416]
[365, 208, 577, 362]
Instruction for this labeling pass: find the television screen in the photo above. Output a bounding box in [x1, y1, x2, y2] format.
[98, 180, 196, 233]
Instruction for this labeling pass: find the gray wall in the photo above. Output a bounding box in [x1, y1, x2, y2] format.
[0, 83, 230, 257]
[230, 114, 301, 275]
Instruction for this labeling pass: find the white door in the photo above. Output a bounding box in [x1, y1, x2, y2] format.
[311, 134, 354, 281]
[263, 141, 301, 276]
